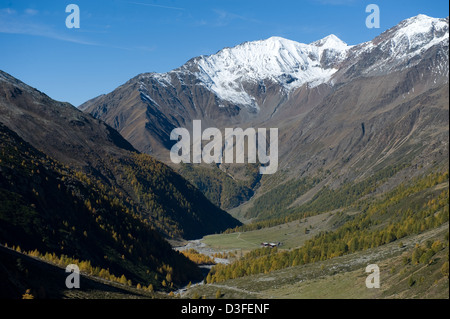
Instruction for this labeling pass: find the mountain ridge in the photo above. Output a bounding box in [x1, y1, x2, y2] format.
[80, 14, 449, 216]
[80, 15, 448, 112]
[0, 69, 242, 239]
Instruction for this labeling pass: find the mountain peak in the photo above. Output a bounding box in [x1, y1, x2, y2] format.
[311, 34, 349, 50]
[189, 35, 350, 108]
[404, 14, 435, 23]
[393, 14, 448, 37]
[264, 35, 290, 43]
[380, 14, 448, 56]
[138, 14, 447, 110]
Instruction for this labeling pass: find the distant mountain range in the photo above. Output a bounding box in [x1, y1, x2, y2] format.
[80, 15, 449, 215]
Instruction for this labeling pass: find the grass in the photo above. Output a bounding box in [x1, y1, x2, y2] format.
[182, 223, 449, 299]
[201, 210, 348, 252]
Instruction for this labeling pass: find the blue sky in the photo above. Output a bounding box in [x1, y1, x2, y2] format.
[0, 0, 448, 106]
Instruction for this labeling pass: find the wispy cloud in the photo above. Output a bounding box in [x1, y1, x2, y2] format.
[0, 7, 161, 52]
[211, 9, 261, 27]
[24, 8, 38, 16]
[1, 8, 14, 15]
[126, 1, 185, 11]
[0, 8, 97, 46]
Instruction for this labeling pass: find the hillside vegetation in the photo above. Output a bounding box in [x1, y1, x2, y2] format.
[206, 171, 449, 283]
[0, 70, 241, 241]
[184, 224, 448, 299]
[0, 123, 202, 291]
[176, 163, 260, 210]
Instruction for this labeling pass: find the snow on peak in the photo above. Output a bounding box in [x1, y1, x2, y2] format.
[398, 15, 447, 35]
[311, 34, 349, 51]
[402, 14, 439, 26]
[140, 15, 446, 109]
[193, 36, 350, 108]
[353, 15, 448, 76]
[388, 14, 448, 52]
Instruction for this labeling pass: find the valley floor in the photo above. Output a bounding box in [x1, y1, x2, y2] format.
[1, 221, 448, 299]
[178, 223, 449, 299]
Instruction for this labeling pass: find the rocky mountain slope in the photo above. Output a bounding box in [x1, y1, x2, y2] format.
[0, 121, 203, 289]
[80, 15, 449, 216]
[0, 70, 241, 238]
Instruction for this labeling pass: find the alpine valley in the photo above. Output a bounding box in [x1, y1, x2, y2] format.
[1, 14, 449, 299]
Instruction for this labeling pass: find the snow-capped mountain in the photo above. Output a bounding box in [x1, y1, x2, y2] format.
[135, 34, 352, 110]
[80, 14, 449, 176]
[383, 14, 448, 56]
[188, 35, 350, 108]
[131, 15, 448, 113]
[343, 14, 449, 77]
